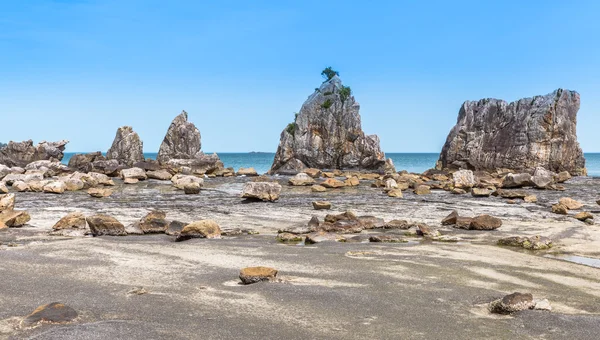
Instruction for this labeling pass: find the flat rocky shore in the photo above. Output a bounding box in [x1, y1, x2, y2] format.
[2, 174, 600, 339]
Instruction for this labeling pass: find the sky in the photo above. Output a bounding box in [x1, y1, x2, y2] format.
[1, 0, 599, 153]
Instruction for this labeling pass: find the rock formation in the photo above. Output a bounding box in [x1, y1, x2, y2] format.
[106, 126, 144, 167]
[157, 111, 201, 163]
[157, 111, 224, 174]
[0, 140, 68, 167]
[437, 89, 586, 175]
[270, 75, 386, 174]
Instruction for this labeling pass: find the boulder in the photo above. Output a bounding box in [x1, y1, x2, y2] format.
[121, 167, 147, 181]
[0, 193, 15, 212]
[237, 167, 258, 176]
[312, 201, 331, 210]
[89, 159, 122, 177]
[0, 182, 7, 194]
[22, 302, 78, 327]
[551, 203, 568, 215]
[165, 220, 187, 236]
[241, 182, 282, 202]
[270, 75, 386, 173]
[86, 214, 126, 236]
[489, 292, 534, 315]
[25, 160, 69, 177]
[176, 220, 221, 241]
[68, 151, 104, 172]
[558, 197, 583, 210]
[311, 185, 327, 192]
[239, 266, 278, 284]
[531, 167, 554, 189]
[320, 178, 346, 189]
[555, 171, 572, 183]
[0, 209, 31, 227]
[304, 168, 322, 178]
[413, 185, 431, 195]
[157, 110, 202, 163]
[88, 187, 112, 198]
[574, 211, 593, 222]
[524, 195, 538, 203]
[276, 233, 304, 243]
[184, 182, 201, 194]
[344, 176, 360, 187]
[288, 173, 316, 186]
[62, 178, 84, 191]
[441, 211, 458, 225]
[147, 169, 173, 181]
[383, 178, 398, 192]
[502, 173, 532, 188]
[471, 188, 491, 197]
[498, 236, 552, 250]
[163, 155, 224, 176]
[87, 172, 115, 186]
[387, 189, 403, 198]
[52, 212, 87, 230]
[124, 178, 138, 184]
[106, 126, 144, 167]
[0, 164, 11, 180]
[453, 170, 476, 189]
[469, 215, 502, 230]
[437, 89, 586, 175]
[171, 174, 204, 190]
[0, 140, 68, 167]
[43, 181, 66, 194]
[451, 188, 466, 195]
[305, 231, 345, 244]
[12, 181, 30, 192]
[134, 210, 168, 234]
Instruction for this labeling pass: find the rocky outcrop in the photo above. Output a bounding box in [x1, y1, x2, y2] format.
[157, 111, 201, 163]
[0, 140, 68, 167]
[106, 126, 144, 167]
[437, 89, 586, 175]
[270, 76, 386, 173]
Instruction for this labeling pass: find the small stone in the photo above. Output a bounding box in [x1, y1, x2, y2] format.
[533, 299, 552, 311]
[183, 182, 201, 194]
[558, 197, 583, 210]
[311, 185, 327, 192]
[524, 195, 537, 203]
[22, 302, 78, 327]
[344, 176, 360, 187]
[574, 211, 593, 221]
[441, 211, 458, 225]
[387, 189, 403, 198]
[305, 231, 344, 244]
[369, 235, 408, 243]
[320, 178, 346, 189]
[413, 185, 431, 195]
[469, 215, 502, 230]
[417, 224, 441, 237]
[551, 203, 568, 215]
[312, 201, 331, 210]
[303, 168, 322, 178]
[383, 219, 409, 229]
[88, 187, 113, 198]
[277, 233, 304, 243]
[451, 188, 466, 195]
[239, 266, 277, 284]
[489, 292, 534, 314]
[87, 214, 126, 236]
[123, 177, 139, 184]
[165, 220, 187, 236]
[176, 220, 221, 241]
[453, 170, 476, 189]
[471, 188, 491, 197]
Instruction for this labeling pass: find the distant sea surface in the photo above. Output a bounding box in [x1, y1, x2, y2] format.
[62, 152, 600, 177]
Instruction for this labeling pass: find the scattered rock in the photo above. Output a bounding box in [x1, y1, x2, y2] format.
[344, 176, 360, 187]
[383, 220, 409, 229]
[52, 212, 87, 230]
[531, 167, 554, 189]
[383, 178, 398, 192]
[498, 236, 553, 250]
[524, 195, 538, 203]
[533, 299, 552, 311]
[165, 220, 187, 236]
[0, 193, 15, 212]
[555, 171, 572, 183]
[135, 210, 169, 234]
[121, 167, 147, 181]
[451, 188, 466, 195]
[471, 188, 491, 197]
[176, 220, 221, 241]
[489, 292, 534, 314]
[171, 174, 204, 190]
[558, 197, 583, 210]
[12, 181, 30, 192]
[369, 235, 408, 243]
[574, 211, 593, 222]
[387, 189, 403, 198]
[147, 169, 173, 181]
[320, 178, 346, 189]
[239, 266, 278, 284]
[62, 178, 84, 191]
[87, 214, 126, 236]
[0, 209, 31, 227]
[551, 203, 568, 215]
[0, 182, 7, 194]
[469, 215, 502, 230]
[311, 185, 327, 192]
[22, 302, 78, 327]
[237, 167, 258, 176]
[312, 201, 331, 210]
[304, 168, 322, 178]
[288, 173, 316, 186]
[88, 187, 113, 198]
[305, 231, 344, 244]
[453, 170, 476, 189]
[441, 211, 458, 225]
[183, 182, 201, 194]
[502, 173, 532, 188]
[413, 185, 431, 195]
[43, 181, 66, 194]
[277, 233, 304, 243]
[241, 182, 282, 202]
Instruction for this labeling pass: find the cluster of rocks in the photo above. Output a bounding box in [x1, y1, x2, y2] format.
[276, 210, 457, 244]
[0, 193, 31, 229]
[441, 211, 502, 230]
[551, 197, 594, 223]
[438, 89, 586, 176]
[49, 210, 223, 241]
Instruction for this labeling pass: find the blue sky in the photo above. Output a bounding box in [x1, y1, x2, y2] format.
[1, 0, 599, 153]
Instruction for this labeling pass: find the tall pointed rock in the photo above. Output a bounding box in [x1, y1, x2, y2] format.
[270, 76, 386, 173]
[157, 111, 201, 164]
[106, 126, 144, 167]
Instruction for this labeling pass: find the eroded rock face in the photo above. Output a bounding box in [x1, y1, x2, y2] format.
[0, 140, 68, 167]
[106, 126, 144, 167]
[438, 89, 586, 175]
[157, 111, 201, 164]
[270, 76, 386, 173]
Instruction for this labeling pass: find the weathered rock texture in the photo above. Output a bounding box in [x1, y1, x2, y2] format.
[437, 89, 586, 175]
[270, 76, 386, 173]
[0, 140, 68, 167]
[157, 111, 201, 163]
[106, 126, 144, 167]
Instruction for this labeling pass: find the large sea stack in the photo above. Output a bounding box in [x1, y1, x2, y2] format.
[437, 89, 586, 175]
[157, 111, 223, 174]
[269, 75, 386, 174]
[106, 126, 144, 167]
[0, 140, 68, 167]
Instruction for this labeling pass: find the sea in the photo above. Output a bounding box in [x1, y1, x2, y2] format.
[62, 152, 600, 177]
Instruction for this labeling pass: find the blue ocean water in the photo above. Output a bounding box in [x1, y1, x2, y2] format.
[62, 152, 600, 177]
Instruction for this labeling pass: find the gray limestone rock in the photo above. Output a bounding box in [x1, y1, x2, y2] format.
[0, 140, 68, 167]
[106, 126, 144, 167]
[157, 111, 201, 164]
